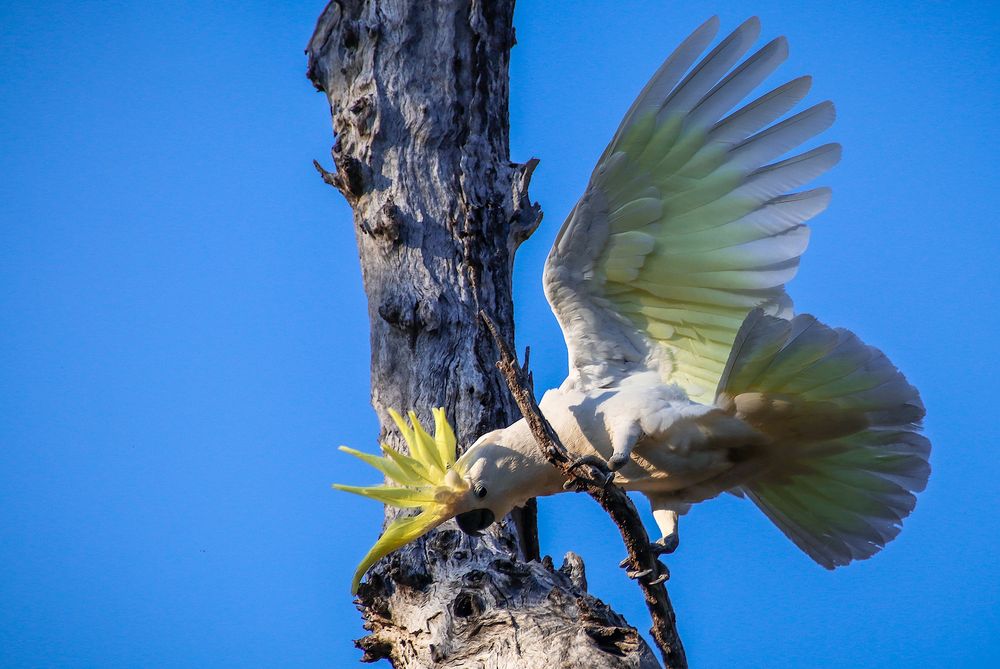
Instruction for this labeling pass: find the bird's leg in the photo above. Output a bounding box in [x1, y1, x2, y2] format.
[651, 507, 680, 555]
[607, 420, 643, 471]
[648, 495, 688, 555]
[565, 417, 642, 483]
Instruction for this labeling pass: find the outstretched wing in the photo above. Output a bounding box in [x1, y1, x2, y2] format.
[544, 17, 840, 402]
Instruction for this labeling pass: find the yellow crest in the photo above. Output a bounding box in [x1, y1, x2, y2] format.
[334, 408, 469, 593]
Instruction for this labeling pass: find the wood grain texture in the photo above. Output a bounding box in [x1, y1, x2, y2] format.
[306, 1, 660, 666]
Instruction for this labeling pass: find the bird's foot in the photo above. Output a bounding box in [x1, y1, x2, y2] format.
[565, 455, 613, 488]
[650, 533, 679, 556]
[607, 452, 630, 472]
[648, 562, 670, 585]
[622, 536, 676, 566]
[626, 568, 653, 580]
[624, 558, 670, 585]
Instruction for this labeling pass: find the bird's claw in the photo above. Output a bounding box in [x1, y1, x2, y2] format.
[568, 455, 611, 476]
[566, 455, 614, 487]
[626, 568, 653, 580]
[622, 553, 670, 584]
[607, 452, 629, 472]
[650, 534, 679, 556]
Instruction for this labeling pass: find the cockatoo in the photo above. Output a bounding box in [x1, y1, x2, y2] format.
[336, 17, 929, 594]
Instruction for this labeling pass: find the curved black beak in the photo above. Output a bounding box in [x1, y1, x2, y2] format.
[455, 508, 495, 536]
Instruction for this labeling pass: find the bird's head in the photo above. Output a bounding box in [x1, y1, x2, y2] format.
[451, 428, 557, 535]
[335, 410, 558, 593]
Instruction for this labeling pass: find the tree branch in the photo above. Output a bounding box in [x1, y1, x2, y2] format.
[481, 311, 688, 669]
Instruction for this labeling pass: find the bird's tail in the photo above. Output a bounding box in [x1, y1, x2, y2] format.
[715, 310, 930, 568]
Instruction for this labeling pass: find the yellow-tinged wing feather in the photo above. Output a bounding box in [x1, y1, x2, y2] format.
[543, 17, 839, 401]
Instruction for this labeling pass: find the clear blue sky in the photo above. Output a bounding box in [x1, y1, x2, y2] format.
[2, 1, 998, 667]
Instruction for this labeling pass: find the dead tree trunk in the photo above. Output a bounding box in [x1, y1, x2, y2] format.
[307, 1, 660, 667]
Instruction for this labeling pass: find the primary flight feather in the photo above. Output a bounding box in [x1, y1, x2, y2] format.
[337, 16, 929, 590]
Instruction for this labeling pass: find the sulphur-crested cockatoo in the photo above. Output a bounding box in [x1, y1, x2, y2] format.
[336, 17, 929, 593]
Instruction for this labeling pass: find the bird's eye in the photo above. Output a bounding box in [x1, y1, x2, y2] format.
[474, 483, 487, 499]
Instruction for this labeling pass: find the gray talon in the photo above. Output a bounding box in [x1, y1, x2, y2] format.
[651, 535, 679, 555]
[568, 455, 611, 475]
[648, 573, 668, 585]
[607, 452, 629, 471]
[627, 568, 653, 580]
[567, 455, 614, 487]
[618, 556, 632, 569]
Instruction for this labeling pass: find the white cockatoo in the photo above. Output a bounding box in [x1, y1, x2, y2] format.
[337, 17, 929, 593]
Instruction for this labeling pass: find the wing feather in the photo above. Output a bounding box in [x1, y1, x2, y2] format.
[544, 19, 839, 400]
[657, 17, 762, 119]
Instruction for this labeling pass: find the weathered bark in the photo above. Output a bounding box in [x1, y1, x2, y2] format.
[307, 1, 659, 667]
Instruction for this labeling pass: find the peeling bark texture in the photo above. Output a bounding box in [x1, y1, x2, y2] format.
[306, 1, 659, 667]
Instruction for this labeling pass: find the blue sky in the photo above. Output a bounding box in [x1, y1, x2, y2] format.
[2, 1, 998, 667]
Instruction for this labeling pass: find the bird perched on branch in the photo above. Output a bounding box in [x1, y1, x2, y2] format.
[336, 16, 929, 594]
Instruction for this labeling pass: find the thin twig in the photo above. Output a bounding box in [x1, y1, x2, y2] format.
[480, 311, 687, 669]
